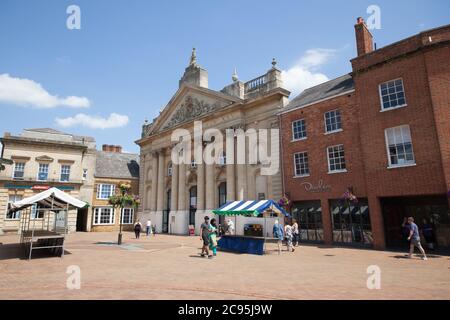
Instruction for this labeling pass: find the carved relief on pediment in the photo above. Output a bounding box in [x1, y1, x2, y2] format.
[162, 95, 222, 131]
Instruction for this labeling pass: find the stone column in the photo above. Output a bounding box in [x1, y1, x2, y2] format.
[236, 165, 247, 200]
[205, 164, 215, 210]
[150, 152, 158, 211]
[178, 163, 186, 210]
[170, 163, 178, 211]
[197, 163, 205, 210]
[156, 150, 165, 211]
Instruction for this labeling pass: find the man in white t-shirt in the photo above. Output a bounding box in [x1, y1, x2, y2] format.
[146, 219, 152, 236]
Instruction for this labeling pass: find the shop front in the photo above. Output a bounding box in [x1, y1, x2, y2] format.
[381, 195, 450, 249]
[329, 198, 373, 247]
[291, 200, 324, 243]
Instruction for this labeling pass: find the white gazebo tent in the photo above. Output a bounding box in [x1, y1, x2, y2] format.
[9, 187, 86, 260]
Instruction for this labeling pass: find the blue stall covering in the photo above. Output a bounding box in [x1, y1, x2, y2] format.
[214, 199, 289, 255]
[218, 236, 265, 255]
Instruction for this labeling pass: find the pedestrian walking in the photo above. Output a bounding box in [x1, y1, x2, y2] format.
[146, 219, 152, 236]
[199, 216, 212, 258]
[407, 217, 428, 260]
[134, 220, 142, 239]
[273, 220, 284, 255]
[209, 218, 218, 257]
[292, 219, 300, 247]
[284, 223, 295, 252]
[401, 217, 411, 248]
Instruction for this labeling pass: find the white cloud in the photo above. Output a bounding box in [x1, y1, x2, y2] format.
[0, 73, 90, 108]
[55, 113, 129, 129]
[282, 49, 336, 96]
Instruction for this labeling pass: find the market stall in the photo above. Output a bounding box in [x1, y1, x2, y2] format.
[8, 187, 87, 260]
[213, 200, 289, 255]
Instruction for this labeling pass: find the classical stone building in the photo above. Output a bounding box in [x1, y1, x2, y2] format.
[136, 50, 289, 235]
[0, 128, 96, 234]
[90, 145, 140, 232]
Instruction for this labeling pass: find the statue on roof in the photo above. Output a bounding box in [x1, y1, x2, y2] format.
[190, 48, 197, 66]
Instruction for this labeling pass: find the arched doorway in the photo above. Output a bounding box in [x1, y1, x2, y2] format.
[189, 186, 197, 227]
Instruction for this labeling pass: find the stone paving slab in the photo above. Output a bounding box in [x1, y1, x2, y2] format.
[0, 232, 449, 300]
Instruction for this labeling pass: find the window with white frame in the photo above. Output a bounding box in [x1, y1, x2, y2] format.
[60, 165, 71, 182]
[294, 152, 309, 177]
[167, 162, 173, 176]
[96, 184, 115, 199]
[292, 119, 307, 140]
[6, 195, 22, 220]
[93, 207, 114, 225]
[327, 145, 346, 172]
[324, 110, 342, 133]
[82, 169, 88, 180]
[385, 125, 415, 167]
[37, 163, 49, 181]
[379, 79, 406, 110]
[121, 208, 134, 224]
[13, 162, 25, 179]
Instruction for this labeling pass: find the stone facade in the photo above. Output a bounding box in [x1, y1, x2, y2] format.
[0, 128, 96, 234]
[89, 146, 140, 232]
[136, 50, 289, 235]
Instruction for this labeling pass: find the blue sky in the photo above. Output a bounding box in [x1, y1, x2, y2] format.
[0, 0, 448, 153]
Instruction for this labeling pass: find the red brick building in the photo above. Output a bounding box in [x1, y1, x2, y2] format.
[280, 18, 450, 250]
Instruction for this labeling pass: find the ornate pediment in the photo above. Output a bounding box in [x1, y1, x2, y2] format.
[162, 95, 222, 130]
[139, 85, 240, 139]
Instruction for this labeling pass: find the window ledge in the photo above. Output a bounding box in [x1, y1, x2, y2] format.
[380, 104, 407, 112]
[291, 137, 307, 142]
[293, 174, 310, 179]
[93, 224, 115, 226]
[328, 169, 348, 175]
[387, 163, 416, 169]
[5, 219, 20, 221]
[324, 129, 343, 135]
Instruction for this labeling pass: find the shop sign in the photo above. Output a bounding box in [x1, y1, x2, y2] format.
[32, 185, 50, 191]
[300, 180, 331, 193]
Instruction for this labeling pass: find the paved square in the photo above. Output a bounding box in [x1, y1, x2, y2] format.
[0, 232, 449, 300]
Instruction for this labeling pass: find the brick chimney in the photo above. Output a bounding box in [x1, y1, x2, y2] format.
[355, 17, 374, 56]
[102, 144, 122, 153]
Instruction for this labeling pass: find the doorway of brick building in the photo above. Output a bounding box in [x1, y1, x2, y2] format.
[381, 195, 450, 250]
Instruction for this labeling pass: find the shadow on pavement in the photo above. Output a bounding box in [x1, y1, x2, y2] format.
[0, 243, 71, 261]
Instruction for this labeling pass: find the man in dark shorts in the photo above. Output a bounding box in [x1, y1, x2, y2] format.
[199, 216, 212, 258]
[407, 217, 428, 261]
